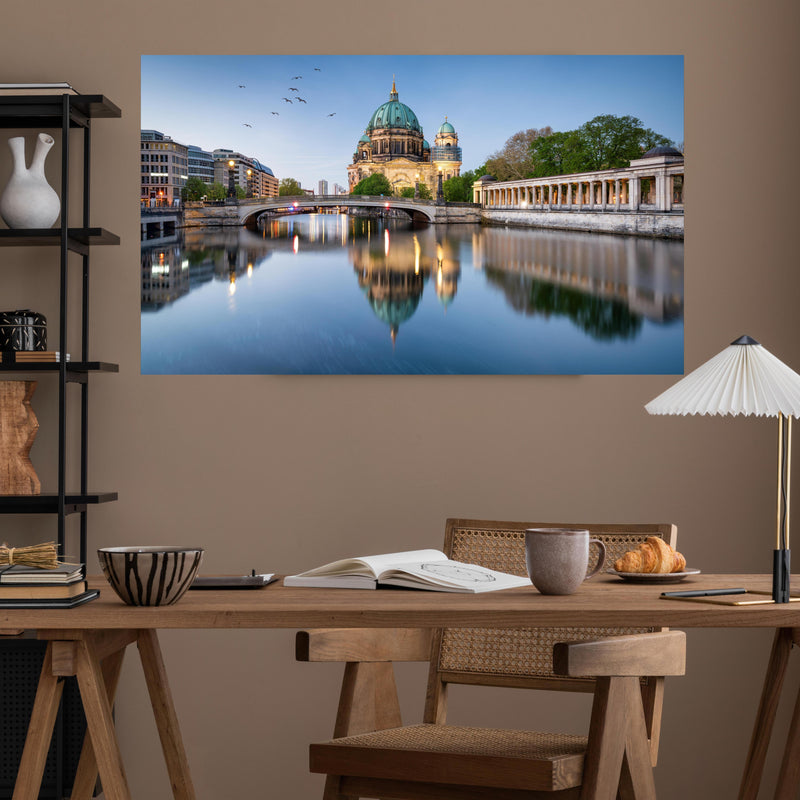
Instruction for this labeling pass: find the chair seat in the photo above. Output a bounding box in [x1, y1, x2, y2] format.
[310, 724, 588, 792]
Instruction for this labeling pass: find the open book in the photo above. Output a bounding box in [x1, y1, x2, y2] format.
[284, 549, 531, 593]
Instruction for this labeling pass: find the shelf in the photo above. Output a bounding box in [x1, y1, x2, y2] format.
[0, 228, 120, 251]
[0, 362, 119, 380]
[0, 492, 118, 514]
[0, 95, 122, 128]
[0, 360, 118, 372]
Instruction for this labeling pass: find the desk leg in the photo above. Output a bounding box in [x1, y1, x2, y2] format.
[774, 629, 800, 799]
[738, 627, 794, 800]
[12, 644, 64, 800]
[75, 637, 132, 800]
[137, 629, 197, 800]
[70, 646, 126, 800]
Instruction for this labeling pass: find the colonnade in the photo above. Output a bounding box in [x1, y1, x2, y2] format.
[475, 163, 684, 214]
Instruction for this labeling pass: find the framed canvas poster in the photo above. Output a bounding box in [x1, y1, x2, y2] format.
[140, 55, 684, 375]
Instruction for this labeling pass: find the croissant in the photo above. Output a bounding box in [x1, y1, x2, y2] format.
[614, 537, 686, 574]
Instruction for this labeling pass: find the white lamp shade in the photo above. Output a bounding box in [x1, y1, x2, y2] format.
[646, 337, 800, 417]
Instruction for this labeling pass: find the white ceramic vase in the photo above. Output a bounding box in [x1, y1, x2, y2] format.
[0, 133, 61, 229]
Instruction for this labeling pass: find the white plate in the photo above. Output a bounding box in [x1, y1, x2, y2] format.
[607, 568, 701, 584]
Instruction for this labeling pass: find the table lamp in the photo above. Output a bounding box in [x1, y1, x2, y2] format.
[645, 336, 800, 603]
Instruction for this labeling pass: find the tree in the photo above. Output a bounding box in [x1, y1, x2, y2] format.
[207, 182, 227, 201]
[279, 178, 302, 196]
[398, 181, 432, 200]
[483, 127, 552, 181]
[528, 115, 673, 177]
[182, 176, 207, 202]
[351, 172, 392, 196]
[442, 169, 483, 202]
[530, 130, 587, 177]
[235, 185, 246, 200]
[575, 114, 671, 171]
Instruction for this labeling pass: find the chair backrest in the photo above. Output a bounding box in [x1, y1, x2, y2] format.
[423, 519, 677, 738]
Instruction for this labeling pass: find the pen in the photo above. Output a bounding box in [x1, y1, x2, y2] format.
[661, 587, 747, 598]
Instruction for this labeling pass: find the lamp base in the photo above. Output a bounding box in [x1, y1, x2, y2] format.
[773, 549, 791, 603]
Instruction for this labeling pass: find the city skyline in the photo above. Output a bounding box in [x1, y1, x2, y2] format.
[141, 55, 684, 190]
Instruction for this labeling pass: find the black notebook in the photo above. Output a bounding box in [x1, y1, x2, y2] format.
[0, 589, 99, 609]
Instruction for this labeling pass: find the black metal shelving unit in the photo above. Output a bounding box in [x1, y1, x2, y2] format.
[0, 92, 120, 799]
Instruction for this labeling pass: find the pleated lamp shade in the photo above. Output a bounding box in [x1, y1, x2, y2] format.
[646, 336, 800, 418]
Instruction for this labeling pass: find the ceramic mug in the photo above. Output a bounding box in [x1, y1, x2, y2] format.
[525, 528, 606, 595]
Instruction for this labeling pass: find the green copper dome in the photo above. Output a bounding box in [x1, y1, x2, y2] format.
[366, 80, 422, 134]
[359, 133, 371, 144]
[423, 139, 430, 149]
[438, 119, 455, 134]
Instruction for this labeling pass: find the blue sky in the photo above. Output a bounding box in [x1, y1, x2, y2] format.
[141, 55, 683, 190]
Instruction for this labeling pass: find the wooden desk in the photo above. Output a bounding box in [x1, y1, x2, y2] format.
[2, 573, 797, 799]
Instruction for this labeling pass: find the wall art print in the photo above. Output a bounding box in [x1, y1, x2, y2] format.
[140, 55, 684, 375]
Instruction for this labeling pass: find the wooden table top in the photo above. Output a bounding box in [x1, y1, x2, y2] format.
[1, 574, 799, 631]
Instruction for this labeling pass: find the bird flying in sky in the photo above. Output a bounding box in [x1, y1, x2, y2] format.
[282, 97, 292, 103]
[271, 111, 279, 116]
[327, 113, 336, 117]
[289, 87, 299, 92]
[296, 97, 307, 103]
[237, 84, 246, 88]
[292, 75, 302, 80]
[242, 123, 252, 127]
[314, 68, 321, 71]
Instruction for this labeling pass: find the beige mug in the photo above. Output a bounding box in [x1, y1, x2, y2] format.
[525, 528, 606, 595]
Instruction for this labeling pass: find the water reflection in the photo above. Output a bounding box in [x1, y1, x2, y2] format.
[140, 213, 683, 374]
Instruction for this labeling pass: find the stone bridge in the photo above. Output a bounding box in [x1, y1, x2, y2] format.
[183, 195, 481, 226]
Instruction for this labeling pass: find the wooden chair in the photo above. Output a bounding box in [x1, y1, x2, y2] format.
[296, 519, 686, 800]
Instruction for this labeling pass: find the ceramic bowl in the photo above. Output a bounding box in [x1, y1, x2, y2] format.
[98, 546, 203, 606]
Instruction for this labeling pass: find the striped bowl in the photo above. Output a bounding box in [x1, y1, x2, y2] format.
[98, 546, 204, 606]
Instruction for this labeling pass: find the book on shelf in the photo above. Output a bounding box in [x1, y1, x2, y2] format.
[1, 351, 71, 364]
[284, 549, 532, 593]
[0, 83, 79, 96]
[0, 563, 83, 584]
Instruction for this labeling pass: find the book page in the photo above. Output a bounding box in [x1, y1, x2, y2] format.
[290, 549, 446, 579]
[380, 560, 531, 593]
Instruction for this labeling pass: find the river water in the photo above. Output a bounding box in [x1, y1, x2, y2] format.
[141, 213, 683, 375]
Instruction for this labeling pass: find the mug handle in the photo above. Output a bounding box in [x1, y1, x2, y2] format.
[585, 539, 607, 579]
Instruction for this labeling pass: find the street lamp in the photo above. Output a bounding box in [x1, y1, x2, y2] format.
[246, 168, 253, 198]
[414, 173, 420, 200]
[228, 159, 235, 199]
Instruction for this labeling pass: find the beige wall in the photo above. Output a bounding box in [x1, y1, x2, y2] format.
[1, 0, 798, 796]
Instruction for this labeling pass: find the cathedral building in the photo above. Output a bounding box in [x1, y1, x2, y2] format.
[347, 79, 462, 196]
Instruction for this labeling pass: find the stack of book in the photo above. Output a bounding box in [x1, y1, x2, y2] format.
[1, 351, 71, 364]
[0, 563, 98, 608]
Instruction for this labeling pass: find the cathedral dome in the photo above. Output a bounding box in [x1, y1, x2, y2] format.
[366, 80, 422, 133]
[359, 133, 371, 144]
[438, 119, 455, 134]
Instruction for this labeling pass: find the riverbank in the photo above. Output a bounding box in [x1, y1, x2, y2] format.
[480, 208, 684, 239]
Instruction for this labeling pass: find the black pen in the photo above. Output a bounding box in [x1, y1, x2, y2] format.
[661, 587, 747, 598]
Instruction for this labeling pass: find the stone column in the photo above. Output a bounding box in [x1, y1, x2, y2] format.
[601, 180, 607, 208]
[588, 181, 595, 208]
[655, 173, 666, 211]
[615, 179, 621, 211]
[556, 184, 561, 206]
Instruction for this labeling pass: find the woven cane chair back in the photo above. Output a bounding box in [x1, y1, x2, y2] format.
[434, 519, 677, 694]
